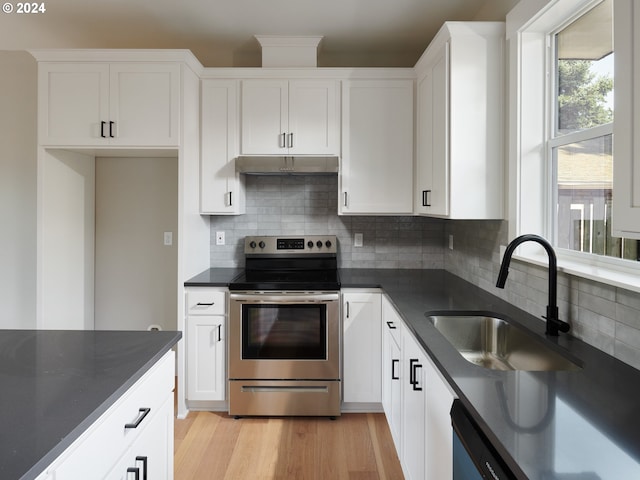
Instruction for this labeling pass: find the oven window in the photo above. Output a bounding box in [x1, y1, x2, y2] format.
[242, 304, 327, 359]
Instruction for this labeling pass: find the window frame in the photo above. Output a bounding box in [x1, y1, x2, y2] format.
[507, 0, 640, 293]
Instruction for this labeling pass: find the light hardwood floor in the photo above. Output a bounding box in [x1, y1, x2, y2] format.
[174, 412, 405, 479]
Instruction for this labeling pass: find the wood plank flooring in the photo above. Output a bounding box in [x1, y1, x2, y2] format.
[174, 412, 405, 479]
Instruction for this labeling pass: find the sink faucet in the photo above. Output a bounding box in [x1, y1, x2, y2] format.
[496, 234, 570, 336]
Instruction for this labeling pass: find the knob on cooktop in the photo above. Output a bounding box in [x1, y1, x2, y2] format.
[259, 241, 266, 249]
[325, 240, 332, 248]
[307, 241, 314, 248]
[249, 241, 257, 249]
[316, 240, 323, 248]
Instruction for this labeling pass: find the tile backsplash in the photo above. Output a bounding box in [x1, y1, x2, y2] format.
[208, 175, 445, 268]
[208, 176, 640, 370]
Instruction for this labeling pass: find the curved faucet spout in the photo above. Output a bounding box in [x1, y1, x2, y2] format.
[496, 234, 570, 336]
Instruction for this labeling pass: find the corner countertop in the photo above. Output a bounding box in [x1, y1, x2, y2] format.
[339, 268, 640, 479]
[0, 329, 181, 480]
[187, 267, 640, 479]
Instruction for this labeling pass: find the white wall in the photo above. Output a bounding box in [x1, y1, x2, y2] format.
[39, 149, 95, 329]
[0, 51, 37, 328]
[95, 156, 178, 331]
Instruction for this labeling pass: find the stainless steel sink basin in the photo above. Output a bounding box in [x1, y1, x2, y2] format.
[428, 314, 581, 371]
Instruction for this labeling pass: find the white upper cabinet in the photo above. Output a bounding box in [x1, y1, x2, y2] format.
[613, 0, 640, 238]
[200, 79, 245, 215]
[38, 62, 180, 147]
[240, 79, 340, 155]
[414, 22, 505, 219]
[340, 79, 414, 215]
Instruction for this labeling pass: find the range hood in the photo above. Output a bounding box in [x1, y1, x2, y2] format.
[235, 156, 339, 175]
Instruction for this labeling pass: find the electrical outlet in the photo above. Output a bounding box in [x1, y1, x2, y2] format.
[354, 233, 363, 247]
[216, 231, 225, 245]
[449, 234, 454, 250]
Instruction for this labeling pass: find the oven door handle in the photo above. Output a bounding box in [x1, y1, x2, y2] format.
[230, 293, 339, 303]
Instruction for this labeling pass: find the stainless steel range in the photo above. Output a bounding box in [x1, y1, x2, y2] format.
[228, 235, 341, 417]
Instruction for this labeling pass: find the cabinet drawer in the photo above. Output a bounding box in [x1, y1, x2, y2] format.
[186, 290, 226, 315]
[50, 351, 175, 478]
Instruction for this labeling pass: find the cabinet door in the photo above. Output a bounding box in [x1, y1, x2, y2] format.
[342, 291, 382, 404]
[288, 80, 339, 155]
[416, 43, 449, 216]
[382, 299, 403, 448]
[401, 328, 427, 480]
[425, 357, 455, 480]
[201, 79, 245, 214]
[38, 63, 110, 146]
[105, 394, 173, 480]
[187, 315, 226, 401]
[340, 80, 414, 214]
[109, 63, 180, 146]
[240, 79, 288, 154]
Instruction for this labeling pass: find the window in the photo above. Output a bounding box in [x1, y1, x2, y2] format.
[508, 0, 640, 289]
[549, 0, 638, 261]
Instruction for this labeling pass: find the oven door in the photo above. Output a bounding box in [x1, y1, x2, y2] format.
[229, 292, 340, 380]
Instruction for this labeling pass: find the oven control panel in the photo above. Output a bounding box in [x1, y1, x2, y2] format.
[245, 235, 337, 254]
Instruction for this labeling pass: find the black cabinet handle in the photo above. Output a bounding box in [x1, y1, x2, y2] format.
[196, 302, 215, 306]
[422, 190, 431, 207]
[228, 191, 233, 207]
[127, 467, 140, 480]
[124, 407, 150, 429]
[386, 321, 397, 330]
[345, 301, 350, 318]
[136, 456, 148, 480]
[391, 359, 399, 380]
[280, 132, 286, 148]
[217, 324, 222, 342]
[409, 359, 423, 391]
[109, 121, 115, 138]
[343, 192, 348, 207]
[100, 121, 107, 138]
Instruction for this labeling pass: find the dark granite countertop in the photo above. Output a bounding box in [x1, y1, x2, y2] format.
[0, 330, 181, 480]
[187, 267, 640, 479]
[340, 268, 640, 479]
[184, 267, 242, 287]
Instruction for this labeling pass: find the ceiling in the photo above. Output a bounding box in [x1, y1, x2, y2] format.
[0, 0, 518, 67]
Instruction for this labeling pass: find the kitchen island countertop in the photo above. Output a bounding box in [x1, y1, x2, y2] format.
[0, 329, 181, 480]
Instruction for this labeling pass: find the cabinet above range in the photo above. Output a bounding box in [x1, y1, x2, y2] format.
[240, 79, 340, 156]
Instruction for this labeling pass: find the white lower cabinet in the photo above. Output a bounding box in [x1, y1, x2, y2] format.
[105, 394, 174, 479]
[342, 290, 382, 406]
[185, 288, 227, 402]
[42, 351, 175, 479]
[402, 327, 428, 480]
[380, 297, 457, 480]
[382, 296, 403, 448]
[425, 355, 456, 480]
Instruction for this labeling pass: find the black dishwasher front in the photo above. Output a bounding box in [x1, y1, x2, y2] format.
[451, 399, 521, 480]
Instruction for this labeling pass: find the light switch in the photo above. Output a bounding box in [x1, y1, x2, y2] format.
[163, 232, 173, 246]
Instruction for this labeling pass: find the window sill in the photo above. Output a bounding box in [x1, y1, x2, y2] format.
[507, 247, 640, 294]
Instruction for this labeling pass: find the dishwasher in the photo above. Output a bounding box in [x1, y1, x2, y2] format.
[451, 399, 520, 479]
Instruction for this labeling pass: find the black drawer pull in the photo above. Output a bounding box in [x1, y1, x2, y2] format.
[136, 456, 148, 480]
[391, 359, 399, 380]
[124, 407, 150, 429]
[127, 467, 140, 480]
[109, 121, 115, 138]
[386, 321, 397, 330]
[196, 301, 215, 306]
[100, 121, 107, 138]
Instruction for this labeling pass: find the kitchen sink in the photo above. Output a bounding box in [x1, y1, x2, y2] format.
[427, 314, 581, 371]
